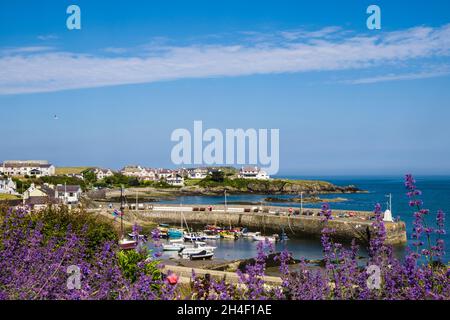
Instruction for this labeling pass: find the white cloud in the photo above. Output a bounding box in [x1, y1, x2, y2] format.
[342, 68, 450, 84]
[0, 46, 55, 55]
[1, 24, 450, 95]
[37, 34, 59, 41]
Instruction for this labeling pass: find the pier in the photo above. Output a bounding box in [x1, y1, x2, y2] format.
[121, 204, 407, 245]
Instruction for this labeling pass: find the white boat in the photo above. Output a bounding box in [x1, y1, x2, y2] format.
[163, 242, 186, 251]
[169, 238, 184, 243]
[252, 235, 277, 243]
[127, 233, 148, 242]
[190, 250, 214, 260]
[204, 234, 221, 240]
[184, 232, 206, 242]
[178, 242, 216, 259]
[243, 231, 261, 238]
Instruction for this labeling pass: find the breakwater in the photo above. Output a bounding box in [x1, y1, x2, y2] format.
[131, 204, 407, 245]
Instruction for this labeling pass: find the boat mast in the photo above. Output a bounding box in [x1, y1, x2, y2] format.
[120, 185, 124, 239]
[224, 190, 228, 213]
[135, 190, 138, 212]
[300, 191, 303, 215]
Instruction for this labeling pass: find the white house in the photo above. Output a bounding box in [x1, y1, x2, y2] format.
[238, 166, 270, 180]
[0, 160, 56, 177]
[187, 168, 208, 179]
[166, 174, 185, 186]
[55, 185, 82, 205]
[141, 168, 158, 181]
[157, 169, 173, 180]
[0, 177, 17, 195]
[94, 168, 114, 180]
[121, 165, 145, 177]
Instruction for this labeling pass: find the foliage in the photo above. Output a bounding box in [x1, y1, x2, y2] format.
[0, 174, 448, 300]
[38, 176, 86, 190]
[82, 169, 97, 185]
[117, 247, 162, 283]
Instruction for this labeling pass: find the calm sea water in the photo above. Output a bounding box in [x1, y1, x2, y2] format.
[157, 176, 449, 263]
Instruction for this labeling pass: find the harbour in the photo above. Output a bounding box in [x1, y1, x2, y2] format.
[133, 204, 407, 245]
[99, 176, 449, 263]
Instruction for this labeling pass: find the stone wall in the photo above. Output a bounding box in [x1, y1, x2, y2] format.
[138, 209, 407, 245]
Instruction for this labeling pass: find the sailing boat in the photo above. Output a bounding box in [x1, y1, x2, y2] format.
[168, 202, 187, 238]
[118, 186, 138, 250]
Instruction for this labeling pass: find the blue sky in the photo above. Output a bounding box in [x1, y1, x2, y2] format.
[1, 0, 450, 175]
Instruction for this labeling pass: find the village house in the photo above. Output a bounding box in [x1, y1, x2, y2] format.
[94, 168, 114, 180]
[0, 160, 56, 177]
[55, 184, 82, 205]
[0, 177, 18, 195]
[238, 166, 270, 180]
[23, 183, 82, 209]
[156, 168, 173, 180]
[140, 168, 158, 181]
[121, 165, 144, 177]
[187, 167, 208, 179]
[22, 183, 58, 210]
[166, 174, 185, 186]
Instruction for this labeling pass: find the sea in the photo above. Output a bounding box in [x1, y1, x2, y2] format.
[156, 176, 450, 263]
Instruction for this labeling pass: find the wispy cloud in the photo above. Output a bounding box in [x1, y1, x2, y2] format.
[0, 46, 55, 55]
[37, 34, 59, 41]
[1, 24, 450, 95]
[342, 68, 450, 84]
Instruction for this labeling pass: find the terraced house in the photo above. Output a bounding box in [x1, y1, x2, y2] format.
[0, 160, 55, 177]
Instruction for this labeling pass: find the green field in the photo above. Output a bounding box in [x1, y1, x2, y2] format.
[0, 194, 21, 200]
[55, 167, 93, 175]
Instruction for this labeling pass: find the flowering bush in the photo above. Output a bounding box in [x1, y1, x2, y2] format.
[0, 174, 448, 300]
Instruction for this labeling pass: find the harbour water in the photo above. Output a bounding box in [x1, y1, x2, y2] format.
[156, 176, 449, 263]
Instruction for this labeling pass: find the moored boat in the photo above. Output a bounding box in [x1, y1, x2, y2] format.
[184, 232, 206, 242]
[252, 235, 277, 243]
[242, 231, 261, 238]
[178, 242, 216, 259]
[204, 234, 221, 240]
[163, 241, 186, 251]
[167, 228, 184, 239]
[127, 233, 148, 242]
[119, 238, 138, 250]
[189, 250, 214, 260]
[220, 231, 238, 240]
